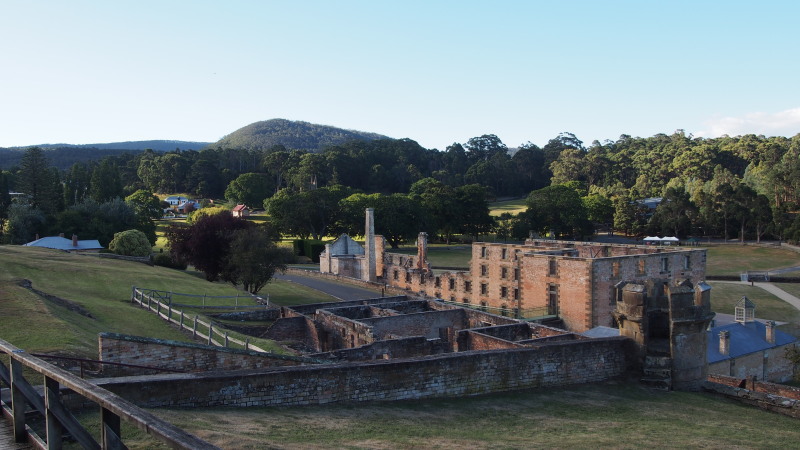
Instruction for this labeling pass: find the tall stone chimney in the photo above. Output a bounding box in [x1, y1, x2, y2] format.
[719, 330, 730, 356]
[765, 320, 776, 344]
[364, 208, 376, 283]
[416, 232, 428, 271]
[72, 234, 78, 247]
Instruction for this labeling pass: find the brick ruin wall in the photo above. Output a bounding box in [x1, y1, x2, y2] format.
[705, 374, 800, 418]
[98, 333, 318, 376]
[379, 241, 707, 333]
[95, 337, 632, 408]
[312, 336, 450, 361]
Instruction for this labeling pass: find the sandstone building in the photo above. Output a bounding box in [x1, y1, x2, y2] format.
[320, 209, 708, 333]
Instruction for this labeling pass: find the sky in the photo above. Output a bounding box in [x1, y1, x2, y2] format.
[2, 1, 799, 150]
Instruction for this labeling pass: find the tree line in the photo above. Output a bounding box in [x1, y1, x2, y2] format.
[2, 129, 800, 247]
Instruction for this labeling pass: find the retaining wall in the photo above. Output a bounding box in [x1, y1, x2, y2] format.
[95, 337, 632, 408]
[98, 333, 322, 376]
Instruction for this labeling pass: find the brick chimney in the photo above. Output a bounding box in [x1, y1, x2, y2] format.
[72, 234, 78, 247]
[719, 330, 730, 356]
[765, 320, 776, 344]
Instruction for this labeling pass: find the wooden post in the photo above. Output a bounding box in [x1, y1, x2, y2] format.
[236, 293, 239, 310]
[203, 294, 206, 307]
[10, 355, 27, 443]
[45, 376, 63, 448]
[193, 317, 198, 338]
[167, 303, 172, 322]
[180, 311, 184, 329]
[245, 338, 249, 351]
[224, 332, 229, 348]
[208, 324, 213, 345]
[156, 301, 161, 317]
[101, 407, 122, 449]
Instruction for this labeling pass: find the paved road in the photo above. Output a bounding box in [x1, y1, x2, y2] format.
[275, 273, 382, 301]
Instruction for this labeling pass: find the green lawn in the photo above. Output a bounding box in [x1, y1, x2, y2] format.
[705, 245, 800, 277]
[708, 281, 800, 337]
[153, 382, 800, 449]
[488, 197, 526, 216]
[0, 246, 333, 357]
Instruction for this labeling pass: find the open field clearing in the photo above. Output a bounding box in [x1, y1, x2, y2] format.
[705, 245, 800, 277]
[488, 197, 526, 216]
[153, 381, 800, 449]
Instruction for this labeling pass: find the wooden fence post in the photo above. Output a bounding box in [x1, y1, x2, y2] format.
[245, 338, 249, 351]
[10, 355, 27, 442]
[193, 317, 198, 338]
[224, 332, 229, 348]
[208, 324, 212, 346]
[45, 376, 63, 448]
[180, 311, 184, 329]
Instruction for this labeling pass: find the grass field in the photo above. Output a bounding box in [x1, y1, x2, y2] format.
[152, 381, 800, 449]
[488, 197, 526, 216]
[705, 245, 800, 276]
[0, 246, 334, 357]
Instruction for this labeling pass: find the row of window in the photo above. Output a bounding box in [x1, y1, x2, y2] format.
[479, 246, 521, 260]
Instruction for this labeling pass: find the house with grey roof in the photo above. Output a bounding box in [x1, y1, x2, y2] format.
[707, 297, 797, 382]
[24, 235, 104, 252]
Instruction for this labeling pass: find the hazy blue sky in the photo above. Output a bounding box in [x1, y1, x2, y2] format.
[2, 1, 798, 150]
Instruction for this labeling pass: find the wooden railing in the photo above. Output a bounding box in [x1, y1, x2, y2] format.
[131, 287, 271, 353]
[0, 338, 218, 449]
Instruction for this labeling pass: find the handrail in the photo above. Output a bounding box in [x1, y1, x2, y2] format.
[131, 287, 272, 353]
[0, 338, 219, 449]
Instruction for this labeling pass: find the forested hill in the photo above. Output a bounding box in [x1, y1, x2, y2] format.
[0, 140, 211, 170]
[207, 119, 390, 152]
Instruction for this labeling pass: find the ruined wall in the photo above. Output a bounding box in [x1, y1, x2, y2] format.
[312, 336, 449, 361]
[262, 316, 321, 352]
[314, 310, 375, 350]
[98, 333, 316, 376]
[705, 374, 800, 418]
[708, 374, 800, 400]
[361, 309, 468, 340]
[96, 337, 631, 408]
[458, 331, 525, 351]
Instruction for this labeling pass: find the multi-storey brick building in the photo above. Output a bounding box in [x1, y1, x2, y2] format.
[319, 209, 708, 334]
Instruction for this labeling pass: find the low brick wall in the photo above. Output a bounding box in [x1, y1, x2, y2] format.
[94, 337, 632, 408]
[707, 374, 800, 400]
[704, 382, 800, 419]
[98, 333, 323, 376]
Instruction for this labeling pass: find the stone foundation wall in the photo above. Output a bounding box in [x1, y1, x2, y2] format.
[705, 374, 800, 418]
[98, 333, 320, 376]
[312, 336, 449, 361]
[96, 337, 631, 408]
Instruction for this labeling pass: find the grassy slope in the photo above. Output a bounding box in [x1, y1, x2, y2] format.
[0, 246, 334, 356]
[153, 382, 800, 449]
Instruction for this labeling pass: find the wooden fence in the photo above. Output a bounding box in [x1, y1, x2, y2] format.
[0, 338, 218, 449]
[131, 287, 271, 353]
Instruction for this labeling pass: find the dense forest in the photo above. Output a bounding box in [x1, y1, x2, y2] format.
[2, 125, 800, 248]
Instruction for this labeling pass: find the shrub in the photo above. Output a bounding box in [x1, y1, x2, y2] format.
[108, 229, 152, 257]
[152, 252, 188, 270]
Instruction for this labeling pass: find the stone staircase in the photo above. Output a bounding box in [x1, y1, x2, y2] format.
[641, 355, 672, 390]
